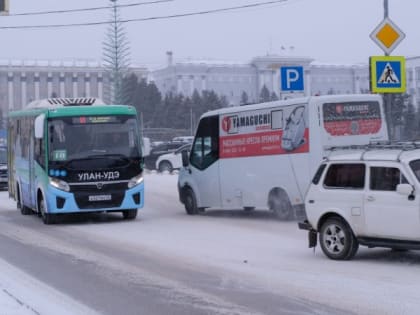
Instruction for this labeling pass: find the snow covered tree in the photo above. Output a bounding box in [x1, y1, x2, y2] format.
[259, 85, 271, 103]
[240, 91, 249, 106]
[103, 0, 130, 104]
[270, 91, 279, 101]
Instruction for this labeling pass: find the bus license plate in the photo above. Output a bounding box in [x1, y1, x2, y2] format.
[89, 195, 112, 202]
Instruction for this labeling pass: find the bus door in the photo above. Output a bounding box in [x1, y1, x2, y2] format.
[188, 116, 221, 208]
[28, 119, 37, 208]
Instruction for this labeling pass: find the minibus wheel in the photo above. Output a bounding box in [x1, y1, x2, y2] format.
[184, 188, 199, 215]
[268, 188, 292, 220]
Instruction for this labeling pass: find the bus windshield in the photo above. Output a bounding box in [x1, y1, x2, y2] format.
[48, 115, 141, 164]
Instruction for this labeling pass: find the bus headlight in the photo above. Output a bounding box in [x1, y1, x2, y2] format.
[49, 177, 70, 192]
[128, 174, 143, 189]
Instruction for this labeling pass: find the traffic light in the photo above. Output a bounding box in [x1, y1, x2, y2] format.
[0, 0, 9, 15]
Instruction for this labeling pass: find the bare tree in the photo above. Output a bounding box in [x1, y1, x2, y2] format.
[103, 0, 130, 104]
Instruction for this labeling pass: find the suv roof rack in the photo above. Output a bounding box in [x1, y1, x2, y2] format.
[324, 141, 420, 162]
[325, 140, 420, 152]
[26, 97, 105, 109]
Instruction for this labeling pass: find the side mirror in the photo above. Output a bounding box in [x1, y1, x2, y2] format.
[396, 183, 414, 196]
[34, 114, 45, 139]
[181, 150, 189, 167]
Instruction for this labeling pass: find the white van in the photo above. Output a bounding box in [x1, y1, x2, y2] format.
[178, 94, 388, 219]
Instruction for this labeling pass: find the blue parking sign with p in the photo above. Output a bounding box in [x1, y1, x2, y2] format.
[281, 66, 304, 91]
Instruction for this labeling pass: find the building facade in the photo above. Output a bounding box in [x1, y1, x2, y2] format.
[0, 60, 148, 113]
[152, 52, 420, 107]
[1, 54, 419, 115]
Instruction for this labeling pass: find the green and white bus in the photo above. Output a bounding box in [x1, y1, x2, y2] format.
[8, 98, 144, 224]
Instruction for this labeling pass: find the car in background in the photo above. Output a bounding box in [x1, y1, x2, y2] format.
[144, 141, 186, 170]
[156, 143, 191, 173]
[0, 146, 7, 190]
[172, 136, 194, 144]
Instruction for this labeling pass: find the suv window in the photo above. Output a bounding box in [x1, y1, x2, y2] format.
[323, 163, 365, 189]
[312, 164, 327, 184]
[370, 167, 407, 191]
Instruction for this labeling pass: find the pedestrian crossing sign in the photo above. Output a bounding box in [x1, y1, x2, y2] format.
[370, 56, 406, 93]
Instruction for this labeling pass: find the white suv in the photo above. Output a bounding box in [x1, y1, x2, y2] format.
[299, 144, 420, 260]
[156, 144, 191, 173]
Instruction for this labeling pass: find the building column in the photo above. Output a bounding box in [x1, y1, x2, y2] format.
[47, 72, 53, 97]
[98, 73, 103, 99]
[59, 72, 65, 97]
[189, 75, 194, 95]
[305, 68, 311, 96]
[72, 73, 78, 97]
[177, 75, 182, 94]
[21, 72, 27, 106]
[7, 72, 14, 110]
[272, 69, 279, 97]
[85, 73, 91, 96]
[201, 75, 206, 93]
[34, 72, 40, 100]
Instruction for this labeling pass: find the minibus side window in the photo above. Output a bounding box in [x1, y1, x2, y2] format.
[190, 115, 219, 170]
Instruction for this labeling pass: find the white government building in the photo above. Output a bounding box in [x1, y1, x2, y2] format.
[0, 53, 419, 115]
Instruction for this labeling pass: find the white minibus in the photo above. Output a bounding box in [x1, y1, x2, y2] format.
[178, 94, 388, 219]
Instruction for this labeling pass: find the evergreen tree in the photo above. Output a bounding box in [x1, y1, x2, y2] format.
[403, 100, 416, 140]
[240, 91, 249, 106]
[219, 95, 229, 107]
[121, 73, 138, 105]
[270, 91, 279, 101]
[103, 0, 130, 104]
[259, 85, 271, 102]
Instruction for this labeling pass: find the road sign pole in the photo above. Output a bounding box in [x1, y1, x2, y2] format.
[383, 0, 393, 139]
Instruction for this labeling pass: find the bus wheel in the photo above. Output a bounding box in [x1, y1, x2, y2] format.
[17, 186, 31, 215]
[39, 197, 55, 225]
[268, 188, 293, 220]
[184, 188, 199, 215]
[122, 209, 138, 220]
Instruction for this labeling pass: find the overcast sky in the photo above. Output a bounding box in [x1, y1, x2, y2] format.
[0, 0, 417, 68]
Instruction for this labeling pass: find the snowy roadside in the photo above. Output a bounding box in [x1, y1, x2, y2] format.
[0, 257, 99, 315]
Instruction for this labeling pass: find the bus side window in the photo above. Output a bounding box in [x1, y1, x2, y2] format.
[190, 115, 219, 170]
[35, 139, 45, 169]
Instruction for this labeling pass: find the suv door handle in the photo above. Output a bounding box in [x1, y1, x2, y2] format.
[366, 196, 375, 202]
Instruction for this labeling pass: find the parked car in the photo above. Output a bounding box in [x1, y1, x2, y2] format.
[172, 136, 194, 144]
[144, 142, 185, 170]
[156, 144, 191, 173]
[299, 143, 420, 260]
[0, 146, 7, 190]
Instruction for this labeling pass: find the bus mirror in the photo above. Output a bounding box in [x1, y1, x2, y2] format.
[181, 150, 189, 167]
[34, 114, 45, 139]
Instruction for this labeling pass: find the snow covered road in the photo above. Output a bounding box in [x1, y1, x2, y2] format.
[0, 173, 419, 314]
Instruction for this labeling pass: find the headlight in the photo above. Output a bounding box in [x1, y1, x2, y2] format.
[49, 177, 70, 192]
[128, 174, 143, 189]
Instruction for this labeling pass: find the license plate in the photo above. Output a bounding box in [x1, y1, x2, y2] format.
[88, 195, 112, 202]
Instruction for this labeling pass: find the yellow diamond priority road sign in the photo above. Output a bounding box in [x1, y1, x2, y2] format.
[370, 17, 405, 55]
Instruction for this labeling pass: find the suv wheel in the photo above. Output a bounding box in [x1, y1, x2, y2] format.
[159, 161, 173, 173]
[319, 217, 359, 260]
